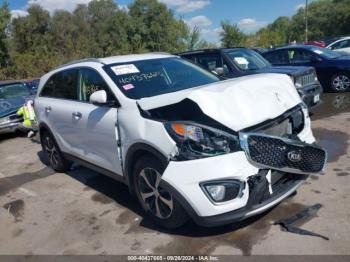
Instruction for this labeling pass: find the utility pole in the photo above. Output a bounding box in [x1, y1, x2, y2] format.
[305, 0, 309, 43]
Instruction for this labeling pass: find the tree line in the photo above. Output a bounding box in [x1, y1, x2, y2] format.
[220, 0, 350, 48]
[0, 0, 214, 80]
[0, 0, 349, 80]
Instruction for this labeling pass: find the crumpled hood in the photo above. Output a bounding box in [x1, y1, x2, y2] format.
[138, 73, 301, 131]
[0, 97, 25, 118]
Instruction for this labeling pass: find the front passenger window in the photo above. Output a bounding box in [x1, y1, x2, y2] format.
[78, 68, 114, 102]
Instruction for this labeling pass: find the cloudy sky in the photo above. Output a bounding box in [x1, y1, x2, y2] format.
[4, 0, 311, 43]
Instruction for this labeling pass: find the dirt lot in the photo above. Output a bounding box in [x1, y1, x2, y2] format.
[0, 93, 350, 256]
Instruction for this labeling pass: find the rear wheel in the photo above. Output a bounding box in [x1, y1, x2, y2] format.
[133, 155, 189, 229]
[330, 73, 350, 92]
[41, 131, 71, 172]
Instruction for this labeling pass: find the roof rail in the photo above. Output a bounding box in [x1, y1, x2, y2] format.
[53, 58, 104, 70]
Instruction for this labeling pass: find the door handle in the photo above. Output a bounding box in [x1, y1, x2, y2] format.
[45, 106, 51, 113]
[72, 112, 82, 119]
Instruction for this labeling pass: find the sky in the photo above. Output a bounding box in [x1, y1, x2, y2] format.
[3, 0, 311, 43]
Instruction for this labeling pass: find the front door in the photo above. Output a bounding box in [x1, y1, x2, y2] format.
[73, 68, 122, 175]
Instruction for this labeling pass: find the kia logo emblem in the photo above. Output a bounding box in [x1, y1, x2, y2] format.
[287, 151, 302, 162]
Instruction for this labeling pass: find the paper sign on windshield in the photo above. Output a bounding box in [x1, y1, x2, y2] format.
[111, 64, 140, 75]
[234, 57, 249, 65]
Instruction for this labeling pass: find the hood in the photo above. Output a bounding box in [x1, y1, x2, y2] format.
[334, 55, 350, 62]
[138, 73, 301, 131]
[255, 66, 313, 77]
[0, 96, 25, 118]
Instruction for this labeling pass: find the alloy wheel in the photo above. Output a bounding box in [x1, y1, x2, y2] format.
[332, 75, 350, 91]
[138, 168, 173, 219]
[43, 135, 59, 167]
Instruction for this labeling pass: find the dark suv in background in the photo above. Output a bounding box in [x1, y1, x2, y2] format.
[179, 48, 323, 109]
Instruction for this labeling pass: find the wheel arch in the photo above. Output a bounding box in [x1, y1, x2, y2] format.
[39, 122, 57, 143]
[124, 143, 169, 195]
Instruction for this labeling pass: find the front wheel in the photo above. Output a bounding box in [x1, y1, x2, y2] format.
[330, 73, 350, 92]
[133, 155, 189, 229]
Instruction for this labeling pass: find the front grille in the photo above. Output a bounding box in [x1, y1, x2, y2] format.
[241, 134, 326, 174]
[245, 105, 305, 137]
[298, 73, 315, 86]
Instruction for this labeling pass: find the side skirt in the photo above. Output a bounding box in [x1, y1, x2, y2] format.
[63, 153, 128, 186]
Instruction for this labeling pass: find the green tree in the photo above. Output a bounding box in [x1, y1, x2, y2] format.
[220, 21, 246, 47]
[87, 0, 130, 56]
[0, 0, 10, 75]
[128, 0, 187, 53]
[185, 26, 200, 51]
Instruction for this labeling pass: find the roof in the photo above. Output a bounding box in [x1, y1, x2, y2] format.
[99, 53, 174, 64]
[0, 81, 23, 87]
[178, 47, 246, 55]
[54, 53, 175, 70]
[267, 45, 317, 52]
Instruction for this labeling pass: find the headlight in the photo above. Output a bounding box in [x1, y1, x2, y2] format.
[165, 122, 241, 160]
[295, 78, 303, 89]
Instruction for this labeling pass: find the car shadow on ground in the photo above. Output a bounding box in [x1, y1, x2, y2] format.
[0, 131, 26, 143]
[36, 149, 274, 238]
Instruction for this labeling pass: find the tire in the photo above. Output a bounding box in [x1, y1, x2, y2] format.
[40, 131, 71, 172]
[133, 155, 189, 229]
[330, 72, 350, 93]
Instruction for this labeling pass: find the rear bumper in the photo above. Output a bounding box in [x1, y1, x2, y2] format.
[299, 82, 323, 109]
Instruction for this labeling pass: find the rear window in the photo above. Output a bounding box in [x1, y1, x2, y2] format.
[104, 57, 219, 99]
[41, 69, 79, 100]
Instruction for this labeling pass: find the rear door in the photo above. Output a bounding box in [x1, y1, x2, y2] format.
[37, 69, 83, 155]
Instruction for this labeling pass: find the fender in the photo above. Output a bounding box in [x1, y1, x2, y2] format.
[124, 142, 169, 195]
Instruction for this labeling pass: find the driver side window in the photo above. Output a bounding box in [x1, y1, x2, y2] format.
[78, 68, 114, 103]
[288, 50, 313, 63]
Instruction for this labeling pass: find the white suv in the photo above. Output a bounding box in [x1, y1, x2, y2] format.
[35, 53, 327, 228]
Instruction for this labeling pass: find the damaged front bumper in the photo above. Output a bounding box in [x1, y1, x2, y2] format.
[162, 170, 307, 227]
[160, 123, 326, 227]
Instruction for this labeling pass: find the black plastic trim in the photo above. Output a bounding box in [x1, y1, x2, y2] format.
[63, 153, 127, 185]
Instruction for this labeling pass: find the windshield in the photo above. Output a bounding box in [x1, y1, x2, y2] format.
[0, 83, 31, 99]
[226, 49, 270, 71]
[310, 46, 341, 59]
[104, 57, 220, 99]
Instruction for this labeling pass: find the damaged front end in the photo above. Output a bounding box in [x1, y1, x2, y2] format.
[136, 74, 327, 225]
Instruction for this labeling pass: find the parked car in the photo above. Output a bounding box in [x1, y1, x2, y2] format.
[326, 37, 350, 55]
[35, 54, 326, 228]
[263, 45, 350, 93]
[179, 48, 322, 109]
[250, 47, 268, 54]
[305, 41, 326, 48]
[0, 81, 33, 134]
[23, 79, 40, 95]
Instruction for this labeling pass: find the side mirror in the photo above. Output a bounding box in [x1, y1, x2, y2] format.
[212, 67, 224, 76]
[90, 90, 107, 105]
